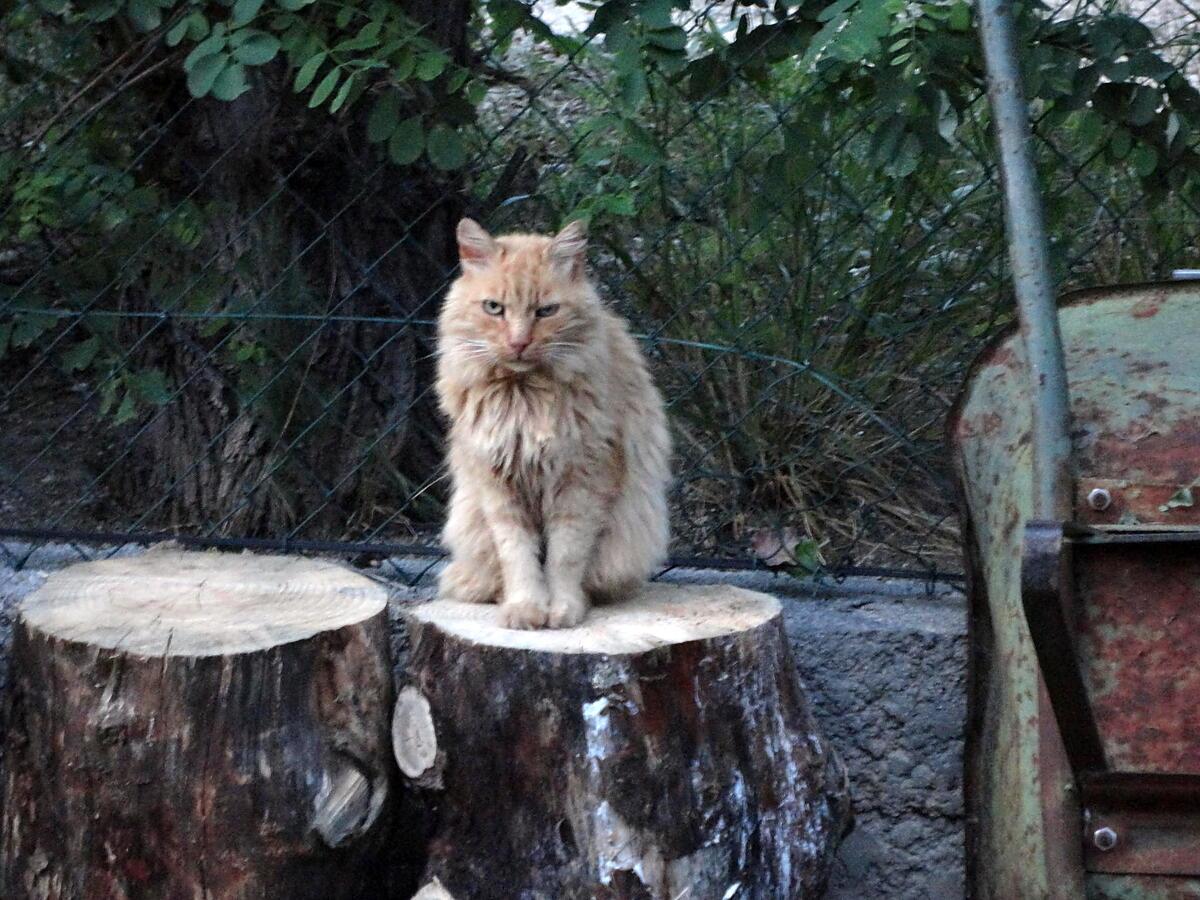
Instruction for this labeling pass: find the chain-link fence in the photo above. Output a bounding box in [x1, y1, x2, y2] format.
[1, 0, 1198, 583]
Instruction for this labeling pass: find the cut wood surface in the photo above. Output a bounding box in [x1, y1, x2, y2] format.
[1, 549, 400, 900]
[397, 582, 852, 900]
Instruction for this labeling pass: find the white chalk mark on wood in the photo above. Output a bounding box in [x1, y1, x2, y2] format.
[412, 877, 456, 900]
[312, 767, 379, 849]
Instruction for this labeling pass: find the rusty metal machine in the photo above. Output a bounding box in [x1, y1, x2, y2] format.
[951, 0, 1200, 896]
[954, 282, 1200, 897]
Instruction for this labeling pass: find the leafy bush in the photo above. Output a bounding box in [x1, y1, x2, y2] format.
[2, 0, 1198, 566]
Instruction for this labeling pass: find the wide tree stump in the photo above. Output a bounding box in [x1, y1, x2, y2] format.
[394, 583, 851, 899]
[0, 550, 398, 900]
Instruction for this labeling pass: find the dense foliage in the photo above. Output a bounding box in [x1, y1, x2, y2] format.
[1, 0, 1197, 562]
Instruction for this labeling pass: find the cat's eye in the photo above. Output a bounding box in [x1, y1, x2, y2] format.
[535, 304, 560, 319]
[482, 299, 504, 316]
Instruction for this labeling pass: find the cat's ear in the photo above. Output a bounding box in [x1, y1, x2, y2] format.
[457, 218, 497, 271]
[549, 220, 588, 280]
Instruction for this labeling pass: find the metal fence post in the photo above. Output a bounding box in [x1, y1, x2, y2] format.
[973, 0, 1083, 894]
[976, 0, 1073, 521]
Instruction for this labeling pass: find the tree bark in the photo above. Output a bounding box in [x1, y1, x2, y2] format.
[394, 583, 852, 900]
[111, 0, 474, 537]
[0, 549, 403, 900]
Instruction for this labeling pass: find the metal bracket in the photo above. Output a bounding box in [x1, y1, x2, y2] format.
[1021, 521, 1106, 773]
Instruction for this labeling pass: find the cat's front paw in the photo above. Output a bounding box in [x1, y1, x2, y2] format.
[546, 589, 588, 629]
[499, 592, 551, 629]
[438, 560, 499, 604]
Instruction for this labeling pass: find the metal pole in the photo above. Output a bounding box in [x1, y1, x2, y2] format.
[977, 0, 1073, 520]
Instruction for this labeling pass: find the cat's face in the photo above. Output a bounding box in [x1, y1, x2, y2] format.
[441, 219, 598, 374]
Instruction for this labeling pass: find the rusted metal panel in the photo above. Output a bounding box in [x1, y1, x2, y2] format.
[1078, 541, 1200, 775]
[952, 281, 1200, 897]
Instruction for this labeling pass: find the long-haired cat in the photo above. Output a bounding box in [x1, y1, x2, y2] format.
[434, 218, 671, 629]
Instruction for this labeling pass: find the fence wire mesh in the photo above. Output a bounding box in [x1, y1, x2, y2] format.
[1, 0, 1198, 582]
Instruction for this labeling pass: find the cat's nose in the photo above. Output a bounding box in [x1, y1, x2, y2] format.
[507, 336, 533, 356]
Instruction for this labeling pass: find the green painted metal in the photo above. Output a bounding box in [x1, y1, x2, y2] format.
[952, 282, 1200, 898]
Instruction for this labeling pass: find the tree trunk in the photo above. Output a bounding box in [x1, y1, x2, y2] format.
[0, 549, 403, 900]
[113, 0, 474, 537]
[394, 583, 852, 899]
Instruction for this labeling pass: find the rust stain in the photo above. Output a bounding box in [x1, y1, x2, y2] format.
[1131, 298, 1162, 318]
[1078, 544, 1200, 773]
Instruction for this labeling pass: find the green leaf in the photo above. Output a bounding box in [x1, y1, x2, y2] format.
[1075, 108, 1104, 151]
[367, 91, 401, 143]
[114, 391, 137, 425]
[277, 0, 315, 8]
[186, 53, 228, 97]
[388, 116, 424, 165]
[233, 32, 280, 65]
[233, 0, 265, 24]
[599, 193, 636, 216]
[636, 0, 673, 30]
[646, 26, 686, 52]
[416, 52, 448, 81]
[186, 11, 210, 41]
[426, 124, 465, 170]
[211, 63, 250, 101]
[293, 51, 326, 92]
[130, 369, 172, 406]
[685, 54, 729, 100]
[615, 46, 647, 109]
[1109, 127, 1132, 159]
[1128, 85, 1160, 126]
[61, 336, 100, 372]
[884, 131, 921, 178]
[126, 0, 161, 31]
[309, 68, 341, 108]
[12, 312, 56, 348]
[1128, 49, 1175, 82]
[791, 539, 821, 576]
[330, 72, 356, 113]
[1130, 143, 1158, 177]
[166, 16, 191, 47]
[391, 49, 417, 81]
[334, 28, 382, 53]
[185, 34, 227, 71]
[445, 67, 470, 94]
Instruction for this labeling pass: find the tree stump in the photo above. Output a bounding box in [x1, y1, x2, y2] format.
[394, 583, 852, 899]
[0, 550, 399, 900]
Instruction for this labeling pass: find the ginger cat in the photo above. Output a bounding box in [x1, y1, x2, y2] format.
[434, 218, 671, 629]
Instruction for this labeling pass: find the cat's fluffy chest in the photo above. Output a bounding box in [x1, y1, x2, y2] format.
[456, 373, 608, 480]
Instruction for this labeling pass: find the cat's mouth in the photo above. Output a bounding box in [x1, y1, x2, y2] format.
[501, 357, 538, 372]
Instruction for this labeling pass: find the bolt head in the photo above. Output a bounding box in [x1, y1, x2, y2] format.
[1088, 488, 1113, 511]
[1093, 826, 1118, 852]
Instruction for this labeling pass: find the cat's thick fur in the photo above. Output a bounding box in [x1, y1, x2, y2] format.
[434, 218, 671, 629]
